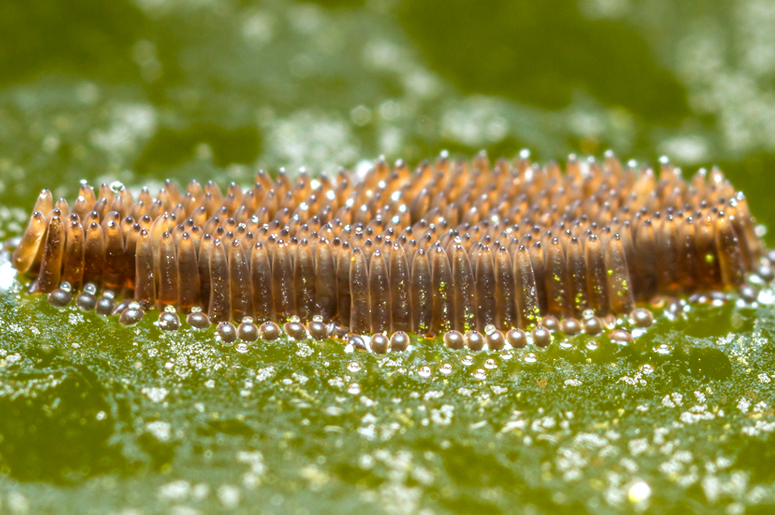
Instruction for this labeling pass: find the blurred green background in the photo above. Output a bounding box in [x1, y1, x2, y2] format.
[2, 1, 775, 514]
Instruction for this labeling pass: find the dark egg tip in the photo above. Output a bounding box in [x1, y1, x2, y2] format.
[582, 316, 603, 336]
[217, 321, 237, 343]
[443, 330, 465, 350]
[540, 315, 560, 332]
[75, 291, 98, 312]
[559, 318, 581, 336]
[464, 330, 484, 351]
[95, 294, 116, 316]
[485, 329, 506, 350]
[158, 310, 181, 331]
[738, 284, 758, 304]
[259, 321, 282, 341]
[601, 314, 618, 330]
[506, 328, 527, 348]
[307, 320, 330, 340]
[664, 298, 682, 316]
[756, 264, 774, 283]
[119, 304, 145, 326]
[370, 333, 389, 354]
[531, 326, 552, 348]
[47, 287, 73, 308]
[609, 328, 634, 344]
[237, 319, 259, 342]
[390, 331, 410, 352]
[630, 308, 655, 328]
[284, 321, 308, 340]
[187, 311, 211, 329]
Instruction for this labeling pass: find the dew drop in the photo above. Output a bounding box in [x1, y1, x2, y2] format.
[655, 343, 672, 355]
[524, 353, 537, 363]
[473, 369, 486, 380]
[347, 361, 362, 373]
[461, 355, 474, 366]
[235, 343, 249, 354]
[758, 288, 775, 306]
[585, 341, 599, 351]
[640, 364, 654, 375]
[439, 363, 453, 375]
[347, 383, 361, 395]
[483, 358, 497, 370]
[418, 366, 432, 378]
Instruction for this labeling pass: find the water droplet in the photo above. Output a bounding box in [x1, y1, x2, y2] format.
[655, 343, 672, 355]
[484, 359, 497, 370]
[439, 363, 453, 375]
[483, 324, 497, 335]
[418, 366, 432, 378]
[582, 308, 595, 320]
[559, 340, 573, 350]
[758, 289, 775, 305]
[347, 361, 362, 373]
[235, 343, 249, 354]
[640, 364, 654, 375]
[473, 369, 486, 380]
[585, 341, 599, 351]
[461, 355, 474, 366]
[628, 481, 651, 504]
[524, 353, 537, 363]
[347, 383, 361, 395]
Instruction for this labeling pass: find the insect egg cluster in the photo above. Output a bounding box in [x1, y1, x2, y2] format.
[9, 151, 771, 352]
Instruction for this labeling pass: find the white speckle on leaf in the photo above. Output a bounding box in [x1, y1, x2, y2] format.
[146, 421, 171, 442]
[142, 387, 169, 403]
